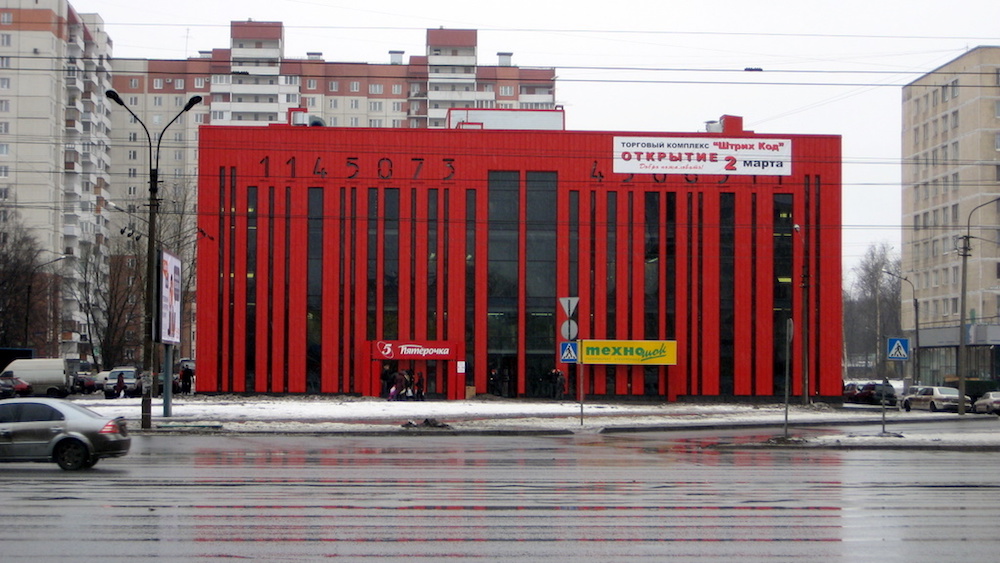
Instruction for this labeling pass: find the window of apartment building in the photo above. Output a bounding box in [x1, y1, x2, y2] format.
[305, 97, 316, 108]
[349, 99, 360, 110]
[195, 77, 205, 89]
[174, 96, 185, 107]
[0, 100, 9, 112]
[392, 119, 404, 128]
[0, 57, 10, 69]
[0, 122, 8, 134]
[286, 94, 299, 104]
[211, 110, 225, 120]
[194, 113, 205, 123]
[329, 99, 338, 110]
[127, 150, 137, 160]
[153, 96, 163, 107]
[392, 84, 402, 95]
[173, 78, 184, 89]
[951, 79, 959, 99]
[328, 117, 338, 126]
[0, 143, 7, 156]
[369, 83, 383, 95]
[174, 150, 183, 161]
[0, 13, 11, 25]
[952, 204, 959, 224]
[368, 119, 383, 127]
[153, 78, 163, 89]
[952, 110, 959, 129]
[128, 185, 137, 196]
[0, 165, 8, 177]
[350, 81, 360, 92]
[0, 186, 7, 199]
[499, 85, 514, 96]
[349, 117, 359, 127]
[995, 133, 1000, 151]
[307, 79, 317, 90]
[0, 78, 8, 90]
[0, 34, 10, 47]
[369, 101, 383, 112]
[392, 101, 403, 112]
[328, 81, 339, 92]
[282, 76, 299, 86]
[128, 168, 138, 178]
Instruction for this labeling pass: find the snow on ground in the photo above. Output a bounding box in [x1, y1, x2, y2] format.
[69, 394, 1000, 445]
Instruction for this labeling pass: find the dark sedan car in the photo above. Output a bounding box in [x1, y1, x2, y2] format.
[0, 398, 130, 470]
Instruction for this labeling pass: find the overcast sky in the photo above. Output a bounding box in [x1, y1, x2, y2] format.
[64, 0, 1000, 283]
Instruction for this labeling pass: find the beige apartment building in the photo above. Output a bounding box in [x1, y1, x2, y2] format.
[901, 46, 1000, 383]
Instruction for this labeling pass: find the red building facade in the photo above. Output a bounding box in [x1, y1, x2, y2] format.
[196, 115, 842, 400]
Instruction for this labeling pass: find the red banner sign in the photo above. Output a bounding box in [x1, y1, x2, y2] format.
[371, 340, 459, 360]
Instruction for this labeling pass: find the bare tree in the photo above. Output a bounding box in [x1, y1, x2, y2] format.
[844, 242, 901, 379]
[0, 218, 47, 349]
[72, 236, 145, 370]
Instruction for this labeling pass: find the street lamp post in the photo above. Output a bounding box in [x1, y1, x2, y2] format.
[956, 196, 1000, 415]
[23, 254, 68, 348]
[884, 270, 920, 385]
[106, 90, 201, 429]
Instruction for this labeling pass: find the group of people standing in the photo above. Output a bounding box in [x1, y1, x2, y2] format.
[382, 367, 425, 401]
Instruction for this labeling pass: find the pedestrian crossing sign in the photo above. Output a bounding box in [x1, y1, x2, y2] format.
[887, 338, 910, 361]
[560, 342, 579, 363]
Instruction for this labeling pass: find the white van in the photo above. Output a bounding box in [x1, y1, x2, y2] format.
[0, 358, 71, 397]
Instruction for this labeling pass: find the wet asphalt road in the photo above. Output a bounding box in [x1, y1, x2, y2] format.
[0, 425, 998, 561]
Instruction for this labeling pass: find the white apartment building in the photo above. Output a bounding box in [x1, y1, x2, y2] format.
[0, 0, 113, 366]
[901, 46, 1000, 382]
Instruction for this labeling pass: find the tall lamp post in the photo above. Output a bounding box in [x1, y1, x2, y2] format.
[106, 90, 201, 429]
[23, 254, 68, 349]
[957, 195, 1000, 415]
[883, 270, 920, 385]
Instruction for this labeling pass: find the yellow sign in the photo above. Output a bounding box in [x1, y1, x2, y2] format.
[580, 340, 677, 365]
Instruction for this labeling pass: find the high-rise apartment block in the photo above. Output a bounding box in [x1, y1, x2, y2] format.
[0, 0, 113, 364]
[901, 46, 1000, 382]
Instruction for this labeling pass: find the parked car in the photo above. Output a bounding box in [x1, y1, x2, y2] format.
[101, 367, 142, 399]
[855, 382, 897, 406]
[73, 373, 98, 394]
[972, 391, 1000, 414]
[842, 382, 862, 403]
[0, 397, 130, 470]
[0, 376, 33, 398]
[900, 386, 970, 412]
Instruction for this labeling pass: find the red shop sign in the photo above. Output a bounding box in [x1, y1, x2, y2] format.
[371, 340, 460, 360]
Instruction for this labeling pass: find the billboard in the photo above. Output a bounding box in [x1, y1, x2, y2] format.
[580, 340, 677, 366]
[159, 250, 182, 345]
[613, 136, 793, 176]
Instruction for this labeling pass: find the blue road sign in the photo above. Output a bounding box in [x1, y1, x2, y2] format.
[560, 342, 579, 364]
[887, 338, 910, 361]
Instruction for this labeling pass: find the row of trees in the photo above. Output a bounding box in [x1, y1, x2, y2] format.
[1, 180, 197, 371]
[843, 242, 903, 379]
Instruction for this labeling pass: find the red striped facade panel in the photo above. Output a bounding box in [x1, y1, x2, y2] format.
[197, 121, 842, 401]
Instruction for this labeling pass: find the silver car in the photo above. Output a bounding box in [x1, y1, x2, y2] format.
[901, 386, 970, 412]
[0, 398, 130, 470]
[972, 391, 1000, 414]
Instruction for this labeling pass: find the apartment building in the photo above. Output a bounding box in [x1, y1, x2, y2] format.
[901, 46, 1000, 383]
[0, 0, 113, 366]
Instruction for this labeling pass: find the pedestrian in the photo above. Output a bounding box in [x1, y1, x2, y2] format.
[114, 373, 126, 399]
[390, 370, 407, 401]
[413, 371, 425, 401]
[488, 368, 499, 395]
[180, 367, 193, 395]
[555, 369, 566, 400]
[381, 365, 393, 398]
